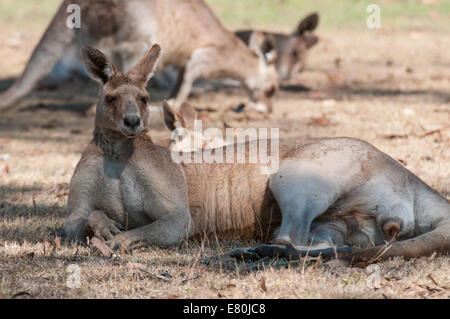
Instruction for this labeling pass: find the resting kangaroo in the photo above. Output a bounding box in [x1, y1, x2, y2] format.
[0, 0, 278, 113]
[236, 13, 319, 81]
[65, 46, 450, 265]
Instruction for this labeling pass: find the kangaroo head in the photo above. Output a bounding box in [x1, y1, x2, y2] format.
[163, 101, 205, 151]
[82, 44, 161, 138]
[277, 13, 319, 81]
[245, 31, 279, 113]
[163, 101, 228, 152]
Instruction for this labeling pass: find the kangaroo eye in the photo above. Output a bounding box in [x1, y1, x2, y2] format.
[105, 95, 116, 104]
[140, 96, 149, 104]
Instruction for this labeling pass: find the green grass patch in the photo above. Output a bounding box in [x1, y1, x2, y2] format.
[205, 0, 450, 31]
[0, 0, 448, 31]
[0, 0, 60, 28]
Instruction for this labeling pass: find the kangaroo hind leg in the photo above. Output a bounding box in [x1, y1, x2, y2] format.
[232, 167, 352, 260]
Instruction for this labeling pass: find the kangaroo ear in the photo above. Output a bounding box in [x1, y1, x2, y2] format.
[81, 46, 117, 84]
[127, 44, 161, 87]
[163, 100, 185, 131]
[294, 13, 319, 35]
[248, 31, 277, 65]
[178, 102, 197, 130]
[304, 33, 319, 49]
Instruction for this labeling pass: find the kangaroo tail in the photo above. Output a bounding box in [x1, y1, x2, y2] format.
[341, 219, 450, 265]
[0, 0, 76, 111]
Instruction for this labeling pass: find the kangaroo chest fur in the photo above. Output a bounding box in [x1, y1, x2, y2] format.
[97, 159, 153, 229]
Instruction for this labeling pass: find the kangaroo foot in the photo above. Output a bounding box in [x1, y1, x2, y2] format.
[232, 243, 352, 260]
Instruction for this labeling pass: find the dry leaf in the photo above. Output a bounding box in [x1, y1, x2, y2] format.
[42, 241, 53, 256]
[420, 128, 446, 139]
[54, 237, 61, 251]
[260, 277, 268, 293]
[382, 134, 408, 140]
[127, 262, 171, 281]
[22, 251, 34, 260]
[334, 57, 342, 68]
[90, 237, 114, 258]
[309, 115, 334, 127]
[408, 284, 427, 293]
[415, 283, 441, 293]
[3, 165, 9, 174]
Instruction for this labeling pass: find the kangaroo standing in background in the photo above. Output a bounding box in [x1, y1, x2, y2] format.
[0, 0, 278, 113]
[65, 46, 450, 265]
[236, 13, 319, 81]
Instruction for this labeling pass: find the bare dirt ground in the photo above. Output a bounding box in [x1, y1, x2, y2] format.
[0, 10, 449, 298]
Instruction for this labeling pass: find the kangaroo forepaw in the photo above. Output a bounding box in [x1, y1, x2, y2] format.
[86, 211, 124, 242]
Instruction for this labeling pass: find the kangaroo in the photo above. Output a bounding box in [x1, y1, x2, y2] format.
[153, 13, 319, 92]
[0, 0, 278, 113]
[64, 46, 450, 265]
[236, 13, 319, 82]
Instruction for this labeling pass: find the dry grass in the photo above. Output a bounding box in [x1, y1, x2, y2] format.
[0, 2, 449, 299]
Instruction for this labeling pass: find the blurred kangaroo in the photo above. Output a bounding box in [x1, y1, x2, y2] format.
[154, 13, 319, 91]
[0, 0, 278, 113]
[236, 13, 319, 81]
[65, 46, 450, 264]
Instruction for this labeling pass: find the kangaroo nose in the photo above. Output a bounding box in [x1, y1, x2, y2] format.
[124, 114, 141, 129]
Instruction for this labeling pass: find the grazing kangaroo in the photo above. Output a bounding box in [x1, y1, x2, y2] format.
[236, 13, 319, 81]
[0, 0, 278, 113]
[65, 46, 450, 265]
[153, 13, 319, 92]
